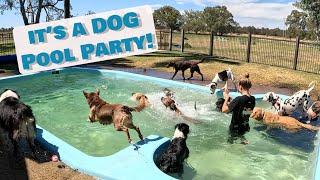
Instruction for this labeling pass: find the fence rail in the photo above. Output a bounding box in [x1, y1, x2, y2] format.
[156, 30, 320, 74]
[1, 31, 320, 74]
[0, 31, 15, 56]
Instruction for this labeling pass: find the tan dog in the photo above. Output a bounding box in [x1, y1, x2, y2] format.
[131, 92, 150, 112]
[250, 107, 319, 132]
[83, 90, 148, 143]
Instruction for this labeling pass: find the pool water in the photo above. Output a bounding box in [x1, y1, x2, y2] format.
[1, 69, 318, 180]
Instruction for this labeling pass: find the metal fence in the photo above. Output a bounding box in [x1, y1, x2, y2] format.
[0, 31, 15, 56]
[157, 30, 320, 74]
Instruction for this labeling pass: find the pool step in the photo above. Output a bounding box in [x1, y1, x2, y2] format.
[36, 126, 174, 180]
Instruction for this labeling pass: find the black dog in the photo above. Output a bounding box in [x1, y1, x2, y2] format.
[215, 97, 232, 112]
[0, 89, 36, 157]
[156, 123, 190, 175]
[167, 58, 205, 81]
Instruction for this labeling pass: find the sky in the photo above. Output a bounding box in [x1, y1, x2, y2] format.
[0, 0, 296, 29]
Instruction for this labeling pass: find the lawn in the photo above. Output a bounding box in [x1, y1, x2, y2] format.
[123, 51, 320, 99]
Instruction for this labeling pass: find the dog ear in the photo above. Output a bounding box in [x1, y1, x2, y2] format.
[83, 91, 88, 97]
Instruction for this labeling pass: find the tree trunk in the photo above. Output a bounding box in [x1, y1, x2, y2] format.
[64, 0, 71, 18]
[35, 0, 43, 23]
[19, 0, 29, 25]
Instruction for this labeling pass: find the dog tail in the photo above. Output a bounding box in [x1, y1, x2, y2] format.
[307, 81, 316, 93]
[300, 123, 319, 132]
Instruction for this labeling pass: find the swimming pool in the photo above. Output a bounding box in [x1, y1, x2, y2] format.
[0, 67, 319, 179]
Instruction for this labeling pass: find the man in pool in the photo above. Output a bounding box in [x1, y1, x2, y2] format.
[222, 74, 256, 144]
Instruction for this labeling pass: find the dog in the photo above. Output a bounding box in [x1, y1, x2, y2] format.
[0, 89, 36, 157]
[161, 89, 201, 124]
[215, 97, 232, 112]
[83, 90, 148, 143]
[130, 92, 150, 112]
[207, 68, 236, 94]
[156, 123, 190, 175]
[263, 81, 316, 121]
[167, 58, 204, 81]
[250, 107, 319, 132]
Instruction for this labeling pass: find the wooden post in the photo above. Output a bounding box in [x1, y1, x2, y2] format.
[159, 31, 162, 50]
[181, 29, 185, 52]
[293, 36, 301, 70]
[169, 28, 173, 51]
[209, 31, 214, 56]
[246, 32, 252, 63]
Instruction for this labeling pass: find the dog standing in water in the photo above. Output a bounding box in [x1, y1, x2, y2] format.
[263, 81, 317, 122]
[83, 90, 149, 143]
[156, 123, 190, 175]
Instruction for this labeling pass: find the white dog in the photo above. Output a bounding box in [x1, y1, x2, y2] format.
[207, 68, 236, 94]
[0, 89, 19, 102]
[263, 81, 316, 121]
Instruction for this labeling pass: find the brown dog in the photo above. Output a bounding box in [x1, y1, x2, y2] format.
[83, 90, 148, 143]
[161, 90, 201, 124]
[131, 92, 150, 112]
[250, 107, 319, 132]
[167, 58, 205, 81]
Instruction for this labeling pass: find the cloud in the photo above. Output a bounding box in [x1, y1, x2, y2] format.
[175, 0, 295, 28]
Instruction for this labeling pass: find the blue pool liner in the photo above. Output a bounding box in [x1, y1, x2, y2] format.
[0, 67, 318, 180]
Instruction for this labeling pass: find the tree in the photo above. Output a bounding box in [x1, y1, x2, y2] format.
[286, 10, 307, 38]
[182, 10, 205, 34]
[295, 0, 320, 41]
[202, 6, 238, 35]
[0, 0, 64, 25]
[64, 0, 70, 18]
[153, 6, 182, 31]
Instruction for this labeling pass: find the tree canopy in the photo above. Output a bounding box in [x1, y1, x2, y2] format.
[153, 5, 182, 30]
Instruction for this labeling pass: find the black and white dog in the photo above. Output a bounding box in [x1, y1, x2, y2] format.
[0, 89, 36, 156]
[207, 68, 236, 94]
[156, 123, 190, 175]
[263, 81, 317, 122]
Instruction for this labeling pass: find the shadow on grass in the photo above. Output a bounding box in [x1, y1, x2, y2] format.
[89, 58, 135, 68]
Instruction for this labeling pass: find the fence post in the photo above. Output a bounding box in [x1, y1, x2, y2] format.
[293, 36, 300, 70]
[159, 31, 162, 50]
[246, 32, 252, 63]
[181, 29, 185, 52]
[169, 28, 173, 51]
[209, 31, 214, 56]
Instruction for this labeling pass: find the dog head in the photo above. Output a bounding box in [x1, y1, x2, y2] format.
[167, 61, 175, 68]
[250, 107, 264, 121]
[163, 88, 174, 98]
[83, 89, 100, 106]
[209, 82, 218, 94]
[215, 97, 231, 112]
[0, 89, 20, 102]
[307, 101, 320, 120]
[173, 123, 190, 139]
[131, 92, 150, 105]
[263, 92, 277, 102]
